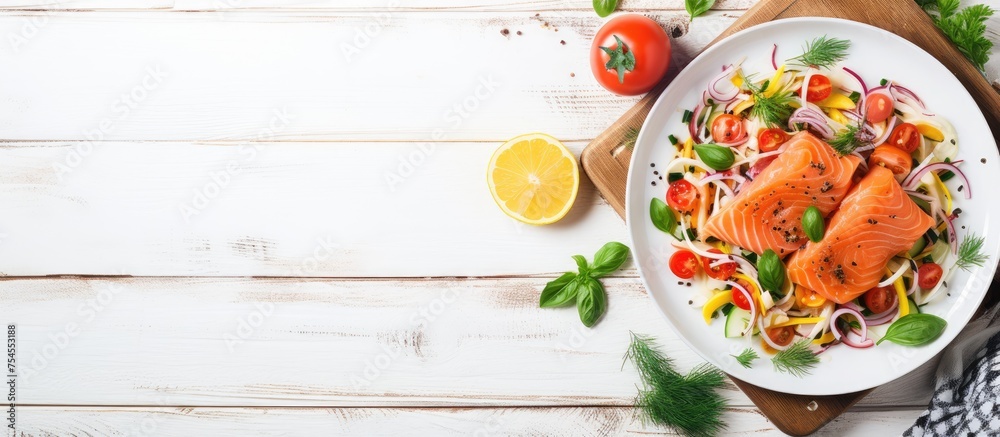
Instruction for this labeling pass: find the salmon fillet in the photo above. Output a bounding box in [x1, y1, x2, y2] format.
[787, 165, 936, 304]
[702, 132, 862, 256]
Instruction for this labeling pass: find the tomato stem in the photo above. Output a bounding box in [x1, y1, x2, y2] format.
[600, 35, 635, 84]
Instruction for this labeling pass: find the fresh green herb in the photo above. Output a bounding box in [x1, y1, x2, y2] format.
[732, 348, 759, 369]
[956, 233, 989, 271]
[600, 36, 636, 84]
[828, 123, 864, 155]
[627, 334, 727, 437]
[757, 249, 785, 294]
[787, 36, 851, 69]
[877, 313, 947, 346]
[771, 340, 819, 377]
[693, 144, 736, 170]
[682, 110, 693, 123]
[919, 0, 994, 71]
[668, 172, 684, 182]
[848, 91, 861, 104]
[801, 206, 825, 242]
[668, 134, 679, 145]
[880, 78, 889, 86]
[593, 0, 618, 17]
[685, 0, 716, 20]
[744, 75, 796, 128]
[650, 198, 679, 236]
[622, 127, 640, 150]
[538, 242, 630, 327]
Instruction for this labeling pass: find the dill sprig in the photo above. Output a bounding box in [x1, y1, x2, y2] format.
[771, 340, 819, 377]
[920, 0, 994, 72]
[744, 75, 796, 128]
[956, 233, 989, 271]
[827, 123, 865, 156]
[787, 36, 851, 69]
[731, 348, 759, 369]
[626, 333, 727, 437]
[621, 127, 640, 150]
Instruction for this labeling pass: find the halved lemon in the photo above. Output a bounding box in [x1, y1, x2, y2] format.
[487, 133, 579, 225]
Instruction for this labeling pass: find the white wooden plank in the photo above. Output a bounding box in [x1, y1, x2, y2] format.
[0, 141, 636, 277]
[0, 11, 734, 142]
[9, 406, 921, 436]
[0, 0, 758, 11]
[0, 276, 933, 407]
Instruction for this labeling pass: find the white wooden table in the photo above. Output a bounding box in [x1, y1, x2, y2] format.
[3, 1, 1000, 435]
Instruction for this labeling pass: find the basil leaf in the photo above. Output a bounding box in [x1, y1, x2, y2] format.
[877, 313, 947, 346]
[685, 0, 716, 20]
[757, 249, 785, 293]
[802, 205, 825, 242]
[593, 0, 617, 17]
[693, 144, 735, 170]
[576, 276, 607, 327]
[650, 198, 678, 235]
[539, 272, 579, 308]
[590, 242, 630, 278]
[572, 255, 590, 275]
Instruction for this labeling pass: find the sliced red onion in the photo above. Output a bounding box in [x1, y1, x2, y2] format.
[902, 155, 936, 187]
[903, 162, 971, 199]
[724, 94, 750, 113]
[878, 261, 910, 287]
[864, 299, 900, 326]
[908, 261, 920, 296]
[842, 67, 868, 98]
[890, 84, 926, 110]
[936, 208, 959, 254]
[789, 108, 834, 139]
[708, 65, 740, 103]
[851, 151, 870, 171]
[688, 104, 705, 144]
[830, 307, 874, 348]
[717, 132, 750, 148]
[870, 116, 898, 149]
[771, 44, 778, 70]
[678, 219, 728, 260]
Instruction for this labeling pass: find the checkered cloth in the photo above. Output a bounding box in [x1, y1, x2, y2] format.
[904, 304, 1000, 437]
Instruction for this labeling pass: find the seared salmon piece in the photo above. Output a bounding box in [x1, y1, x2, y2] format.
[786, 165, 935, 304]
[702, 132, 861, 256]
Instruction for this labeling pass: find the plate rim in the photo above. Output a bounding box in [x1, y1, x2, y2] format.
[625, 16, 1000, 395]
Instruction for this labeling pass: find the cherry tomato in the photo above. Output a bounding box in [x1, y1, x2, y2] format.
[669, 249, 699, 279]
[732, 287, 751, 310]
[590, 15, 671, 96]
[868, 146, 913, 176]
[863, 285, 898, 314]
[805, 74, 832, 102]
[701, 249, 736, 281]
[887, 122, 921, 153]
[918, 262, 944, 289]
[766, 326, 796, 347]
[865, 93, 894, 124]
[666, 179, 698, 212]
[757, 128, 788, 153]
[711, 114, 746, 143]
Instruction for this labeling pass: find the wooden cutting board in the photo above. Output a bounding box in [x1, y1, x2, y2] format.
[580, 0, 1000, 435]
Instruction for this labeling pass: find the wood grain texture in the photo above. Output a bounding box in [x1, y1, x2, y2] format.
[0, 276, 937, 409]
[0, 11, 738, 142]
[580, 0, 1000, 434]
[10, 406, 921, 436]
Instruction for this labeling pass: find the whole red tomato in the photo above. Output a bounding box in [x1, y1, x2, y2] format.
[590, 14, 671, 96]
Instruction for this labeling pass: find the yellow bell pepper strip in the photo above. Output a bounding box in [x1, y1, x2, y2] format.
[702, 290, 733, 325]
[894, 276, 909, 317]
[827, 108, 848, 125]
[916, 123, 945, 142]
[812, 331, 836, 345]
[931, 171, 953, 214]
[732, 96, 755, 115]
[683, 137, 694, 159]
[815, 93, 857, 110]
[771, 317, 824, 328]
[763, 64, 786, 97]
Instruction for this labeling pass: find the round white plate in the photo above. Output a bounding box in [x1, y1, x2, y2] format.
[626, 17, 1000, 395]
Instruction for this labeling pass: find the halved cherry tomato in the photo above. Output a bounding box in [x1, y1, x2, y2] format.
[666, 179, 698, 212]
[805, 74, 832, 102]
[732, 286, 751, 310]
[865, 93, 893, 124]
[868, 146, 913, 176]
[669, 249, 699, 279]
[766, 326, 795, 347]
[711, 114, 746, 143]
[918, 262, 944, 289]
[701, 249, 736, 281]
[863, 285, 897, 314]
[757, 128, 788, 152]
[887, 122, 921, 153]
